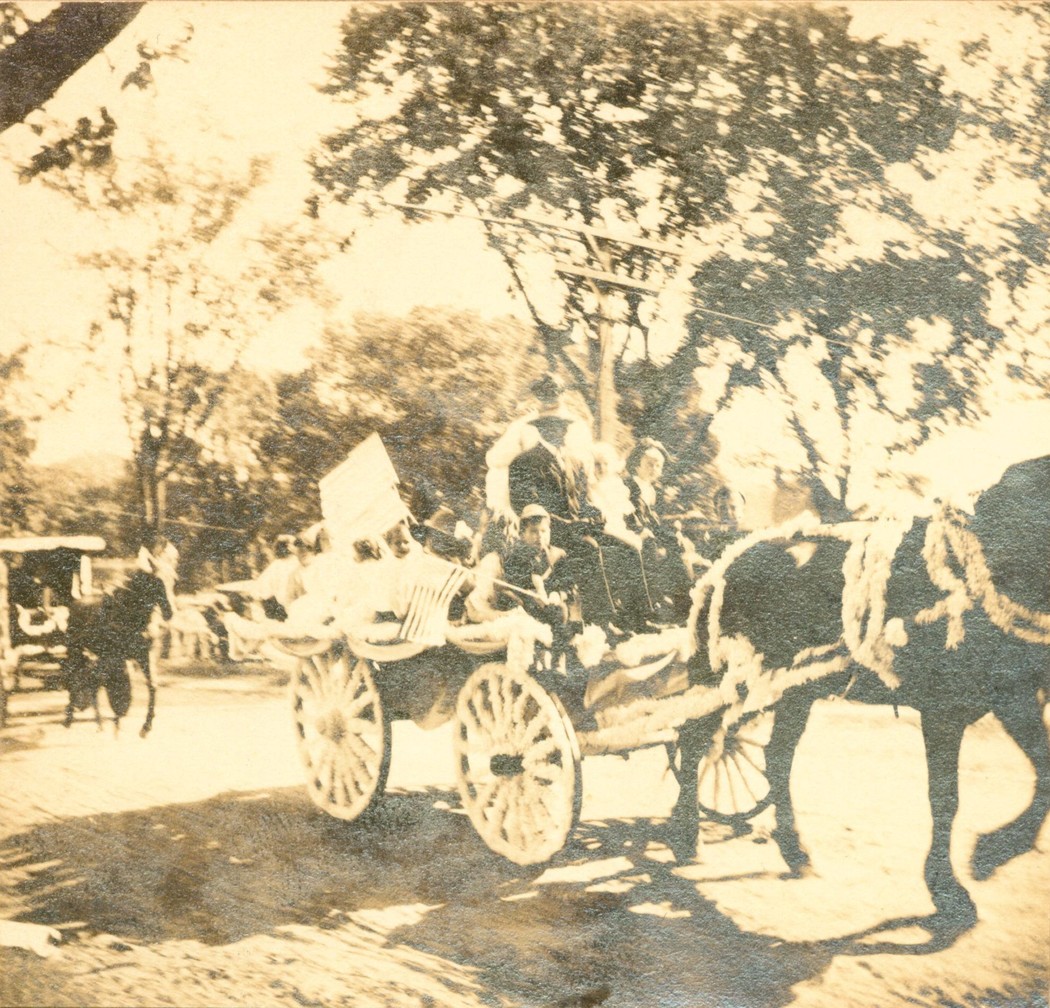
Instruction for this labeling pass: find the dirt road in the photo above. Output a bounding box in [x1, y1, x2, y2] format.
[1, 660, 1047, 1007]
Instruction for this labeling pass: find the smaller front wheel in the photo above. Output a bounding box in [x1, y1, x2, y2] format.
[695, 710, 775, 825]
[454, 663, 581, 865]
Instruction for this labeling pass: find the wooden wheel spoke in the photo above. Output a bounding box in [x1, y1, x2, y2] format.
[336, 670, 363, 709]
[468, 693, 498, 738]
[344, 726, 380, 767]
[307, 656, 329, 693]
[480, 674, 504, 725]
[343, 746, 375, 799]
[457, 736, 493, 760]
[517, 779, 546, 850]
[485, 780, 512, 827]
[314, 748, 336, 798]
[521, 708, 552, 748]
[495, 674, 517, 725]
[523, 735, 559, 768]
[722, 754, 745, 812]
[729, 737, 767, 777]
[735, 734, 768, 755]
[727, 752, 761, 805]
[454, 662, 579, 865]
[517, 779, 548, 843]
[468, 775, 500, 811]
[531, 778, 566, 829]
[506, 685, 532, 746]
[293, 648, 389, 822]
[527, 761, 562, 785]
[305, 733, 330, 768]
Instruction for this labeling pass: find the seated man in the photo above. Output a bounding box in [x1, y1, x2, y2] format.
[625, 438, 694, 623]
[253, 535, 304, 621]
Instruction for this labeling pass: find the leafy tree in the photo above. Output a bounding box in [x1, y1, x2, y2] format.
[21, 453, 138, 553]
[25, 137, 322, 541]
[259, 308, 546, 527]
[314, 2, 1050, 518]
[0, 349, 35, 532]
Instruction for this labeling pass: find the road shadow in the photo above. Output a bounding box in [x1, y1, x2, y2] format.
[0, 787, 985, 1008]
[0, 785, 534, 945]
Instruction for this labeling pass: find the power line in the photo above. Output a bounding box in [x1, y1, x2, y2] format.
[378, 198, 866, 351]
[57, 502, 255, 535]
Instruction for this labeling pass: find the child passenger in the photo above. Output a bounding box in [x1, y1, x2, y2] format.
[503, 505, 581, 651]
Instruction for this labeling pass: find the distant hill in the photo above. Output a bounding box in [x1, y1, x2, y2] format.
[31, 452, 131, 490]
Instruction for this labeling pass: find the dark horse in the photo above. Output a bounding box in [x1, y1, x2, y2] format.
[63, 568, 173, 736]
[671, 454, 1050, 937]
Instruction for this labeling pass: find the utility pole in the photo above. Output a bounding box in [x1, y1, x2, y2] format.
[380, 200, 684, 444]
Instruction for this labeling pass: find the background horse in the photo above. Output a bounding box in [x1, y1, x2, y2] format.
[63, 568, 173, 736]
[671, 455, 1050, 937]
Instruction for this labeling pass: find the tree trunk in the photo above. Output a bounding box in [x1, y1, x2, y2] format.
[0, 3, 145, 133]
[136, 454, 162, 543]
[596, 315, 621, 447]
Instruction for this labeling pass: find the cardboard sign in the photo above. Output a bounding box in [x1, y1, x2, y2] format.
[319, 433, 409, 552]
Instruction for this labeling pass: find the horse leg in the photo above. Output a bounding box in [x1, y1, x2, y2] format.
[667, 713, 720, 861]
[140, 656, 157, 738]
[920, 711, 977, 930]
[972, 691, 1050, 880]
[766, 696, 816, 877]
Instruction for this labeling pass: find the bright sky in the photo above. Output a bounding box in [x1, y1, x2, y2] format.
[1, 1, 1048, 520]
[0, 2, 519, 464]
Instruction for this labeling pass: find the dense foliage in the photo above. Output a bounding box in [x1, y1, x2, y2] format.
[314, 2, 1050, 517]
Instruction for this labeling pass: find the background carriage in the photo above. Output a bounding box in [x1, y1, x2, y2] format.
[0, 535, 106, 726]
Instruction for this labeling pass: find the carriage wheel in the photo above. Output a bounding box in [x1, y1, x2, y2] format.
[694, 710, 775, 825]
[453, 662, 581, 865]
[292, 646, 390, 821]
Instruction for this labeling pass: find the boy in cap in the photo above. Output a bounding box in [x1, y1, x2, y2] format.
[502, 505, 581, 653]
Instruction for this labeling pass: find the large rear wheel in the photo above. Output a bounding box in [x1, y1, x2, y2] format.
[453, 662, 581, 865]
[292, 646, 390, 821]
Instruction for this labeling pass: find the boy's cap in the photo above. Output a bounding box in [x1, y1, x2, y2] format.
[520, 504, 550, 521]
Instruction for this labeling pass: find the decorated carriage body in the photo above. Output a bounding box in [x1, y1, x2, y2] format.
[0, 536, 106, 696]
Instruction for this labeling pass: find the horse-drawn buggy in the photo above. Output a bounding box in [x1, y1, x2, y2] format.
[272, 435, 1050, 936]
[0, 535, 106, 724]
[0, 536, 174, 733]
[279, 611, 774, 865]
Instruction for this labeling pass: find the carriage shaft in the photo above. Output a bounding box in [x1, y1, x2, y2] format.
[576, 683, 725, 756]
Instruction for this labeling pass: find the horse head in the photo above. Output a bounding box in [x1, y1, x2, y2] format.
[123, 568, 174, 626]
[971, 453, 1050, 613]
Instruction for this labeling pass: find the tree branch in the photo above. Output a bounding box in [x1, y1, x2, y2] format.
[0, 3, 144, 133]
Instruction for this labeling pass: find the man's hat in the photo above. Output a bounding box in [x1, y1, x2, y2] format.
[530, 373, 565, 406]
[530, 414, 571, 444]
[520, 503, 550, 522]
[423, 505, 462, 538]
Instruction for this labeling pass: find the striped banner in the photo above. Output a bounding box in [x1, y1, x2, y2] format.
[399, 558, 470, 647]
